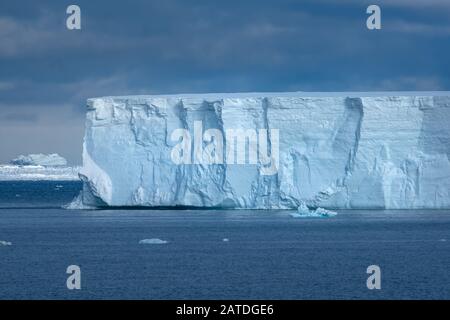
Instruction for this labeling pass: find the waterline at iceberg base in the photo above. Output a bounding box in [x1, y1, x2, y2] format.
[77, 92, 450, 209]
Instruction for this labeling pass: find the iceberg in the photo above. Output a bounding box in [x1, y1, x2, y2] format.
[0, 165, 80, 181]
[10, 153, 68, 167]
[78, 92, 450, 209]
[0, 241, 12, 246]
[290, 201, 337, 218]
[1, 152, 79, 181]
[139, 238, 168, 245]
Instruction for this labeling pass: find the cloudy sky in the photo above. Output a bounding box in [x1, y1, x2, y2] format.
[1, 0, 449, 164]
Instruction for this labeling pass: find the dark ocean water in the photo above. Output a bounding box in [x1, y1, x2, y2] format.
[0, 181, 450, 300]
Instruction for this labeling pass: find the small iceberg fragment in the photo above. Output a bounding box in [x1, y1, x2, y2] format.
[139, 238, 168, 245]
[290, 202, 337, 218]
[0, 240, 12, 246]
[222, 238, 229, 242]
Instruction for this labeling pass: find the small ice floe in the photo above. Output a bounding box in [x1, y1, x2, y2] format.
[439, 239, 447, 242]
[139, 238, 168, 245]
[222, 238, 229, 242]
[290, 201, 337, 218]
[0, 240, 12, 246]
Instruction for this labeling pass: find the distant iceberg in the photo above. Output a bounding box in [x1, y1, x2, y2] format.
[0, 241, 12, 246]
[10, 153, 68, 167]
[0, 165, 80, 181]
[0, 153, 80, 181]
[139, 238, 168, 245]
[290, 202, 337, 218]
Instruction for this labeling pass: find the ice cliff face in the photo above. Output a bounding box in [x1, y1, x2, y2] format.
[79, 92, 450, 209]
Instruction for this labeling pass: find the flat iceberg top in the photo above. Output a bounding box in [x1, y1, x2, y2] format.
[90, 91, 450, 101]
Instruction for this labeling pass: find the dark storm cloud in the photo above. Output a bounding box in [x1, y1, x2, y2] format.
[0, 0, 450, 163]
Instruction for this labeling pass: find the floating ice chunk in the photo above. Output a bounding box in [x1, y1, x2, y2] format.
[0, 241, 12, 246]
[296, 202, 311, 216]
[222, 238, 229, 242]
[290, 201, 337, 218]
[139, 238, 168, 245]
[313, 207, 338, 217]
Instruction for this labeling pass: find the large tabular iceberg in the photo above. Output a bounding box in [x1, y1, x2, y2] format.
[78, 92, 450, 209]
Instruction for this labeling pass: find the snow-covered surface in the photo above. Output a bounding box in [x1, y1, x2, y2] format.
[79, 92, 450, 209]
[0, 165, 81, 181]
[10, 153, 68, 166]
